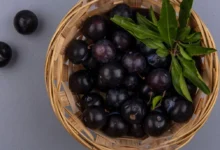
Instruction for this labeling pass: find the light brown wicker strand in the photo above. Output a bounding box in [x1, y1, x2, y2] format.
[45, 0, 219, 149]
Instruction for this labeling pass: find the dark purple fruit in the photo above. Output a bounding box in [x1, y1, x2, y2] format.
[106, 89, 129, 110]
[83, 107, 107, 129]
[112, 31, 133, 51]
[163, 96, 178, 113]
[122, 52, 147, 73]
[92, 40, 116, 63]
[14, 10, 38, 35]
[83, 15, 107, 41]
[147, 69, 171, 92]
[110, 4, 133, 18]
[98, 62, 125, 88]
[144, 111, 170, 137]
[147, 53, 171, 68]
[163, 96, 194, 123]
[139, 83, 155, 102]
[121, 98, 147, 124]
[137, 41, 154, 56]
[102, 114, 128, 137]
[82, 51, 98, 70]
[130, 124, 145, 138]
[69, 70, 94, 94]
[0, 42, 12, 67]
[66, 40, 88, 64]
[81, 93, 104, 110]
[123, 74, 140, 90]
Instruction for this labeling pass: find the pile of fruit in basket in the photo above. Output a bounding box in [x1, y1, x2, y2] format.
[66, 0, 216, 138]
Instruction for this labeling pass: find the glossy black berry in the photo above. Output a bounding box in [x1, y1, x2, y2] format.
[66, 40, 88, 64]
[14, 10, 38, 35]
[123, 74, 140, 90]
[81, 93, 104, 110]
[106, 89, 129, 110]
[0, 42, 12, 68]
[110, 4, 133, 18]
[147, 69, 171, 92]
[163, 96, 178, 113]
[163, 96, 194, 123]
[130, 124, 146, 138]
[83, 107, 107, 129]
[98, 62, 125, 88]
[144, 111, 171, 137]
[102, 114, 128, 137]
[112, 31, 133, 51]
[92, 40, 116, 63]
[121, 98, 147, 124]
[83, 15, 107, 41]
[82, 51, 99, 70]
[139, 83, 155, 102]
[147, 53, 171, 68]
[122, 52, 147, 73]
[69, 70, 94, 94]
[137, 41, 154, 56]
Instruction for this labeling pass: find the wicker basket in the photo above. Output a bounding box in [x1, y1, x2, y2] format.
[45, 0, 219, 149]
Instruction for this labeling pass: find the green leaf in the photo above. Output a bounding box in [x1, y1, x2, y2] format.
[156, 48, 169, 57]
[111, 15, 162, 40]
[141, 39, 165, 49]
[179, 0, 194, 28]
[152, 96, 163, 110]
[184, 32, 201, 43]
[136, 13, 158, 32]
[171, 56, 183, 96]
[185, 45, 216, 56]
[177, 26, 191, 41]
[192, 40, 201, 46]
[179, 45, 192, 60]
[179, 73, 192, 102]
[150, 6, 158, 25]
[178, 56, 211, 94]
[158, 0, 178, 47]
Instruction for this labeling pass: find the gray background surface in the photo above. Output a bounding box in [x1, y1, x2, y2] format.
[0, 0, 219, 150]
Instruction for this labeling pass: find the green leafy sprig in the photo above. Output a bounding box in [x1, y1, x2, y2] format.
[111, 0, 217, 106]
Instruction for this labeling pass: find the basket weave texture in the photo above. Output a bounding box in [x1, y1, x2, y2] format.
[45, 0, 219, 149]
